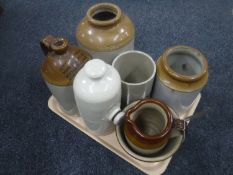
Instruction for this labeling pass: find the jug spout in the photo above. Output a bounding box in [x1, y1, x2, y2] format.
[40, 35, 56, 55]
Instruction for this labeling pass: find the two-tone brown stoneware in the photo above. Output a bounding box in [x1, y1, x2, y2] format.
[152, 45, 208, 116]
[40, 35, 92, 115]
[123, 99, 174, 155]
[76, 3, 135, 64]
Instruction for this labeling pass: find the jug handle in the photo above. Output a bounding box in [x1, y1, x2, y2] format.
[40, 35, 55, 55]
[173, 107, 211, 142]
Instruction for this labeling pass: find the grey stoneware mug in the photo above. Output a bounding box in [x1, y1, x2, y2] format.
[112, 50, 156, 107]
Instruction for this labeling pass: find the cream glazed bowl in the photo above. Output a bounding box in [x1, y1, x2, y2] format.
[116, 100, 183, 162]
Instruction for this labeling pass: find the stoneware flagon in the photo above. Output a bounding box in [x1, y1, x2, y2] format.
[152, 45, 208, 115]
[73, 59, 124, 134]
[76, 3, 135, 64]
[40, 35, 92, 115]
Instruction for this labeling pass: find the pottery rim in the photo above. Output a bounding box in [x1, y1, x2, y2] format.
[76, 3, 135, 52]
[87, 3, 122, 26]
[124, 99, 173, 143]
[50, 38, 69, 53]
[112, 50, 156, 86]
[156, 45, 209, 92]
[162, 45, 208, 82]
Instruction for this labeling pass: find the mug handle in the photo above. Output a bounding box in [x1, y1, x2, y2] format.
[174, 107, 211, 142]
[173, 119, 188, 142]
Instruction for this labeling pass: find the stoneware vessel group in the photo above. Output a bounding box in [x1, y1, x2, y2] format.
[40, 3, 208, 161]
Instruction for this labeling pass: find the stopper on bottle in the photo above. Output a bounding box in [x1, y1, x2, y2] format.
[84, 59, 107, 79]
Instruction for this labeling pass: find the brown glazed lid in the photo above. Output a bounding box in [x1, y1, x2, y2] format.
[157, 45, 209, 92]
[76, 3, 135, 52]
[124, 99, 173, 145]
[40, 35, 92, 86]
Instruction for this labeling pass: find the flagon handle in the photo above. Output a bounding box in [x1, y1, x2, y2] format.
[40, 35, 69, 55]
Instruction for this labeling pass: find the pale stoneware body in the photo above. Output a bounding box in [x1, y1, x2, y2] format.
[46, 83, 78, 114]
[79, 40, 134, 64]
[73, 59, 122, 134]
[153, 78, 200, 116]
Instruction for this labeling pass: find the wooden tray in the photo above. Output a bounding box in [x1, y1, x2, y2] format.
[48, 94, 201, 175]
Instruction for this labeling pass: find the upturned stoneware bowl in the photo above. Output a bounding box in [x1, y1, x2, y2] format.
[123, 99, 173, 155]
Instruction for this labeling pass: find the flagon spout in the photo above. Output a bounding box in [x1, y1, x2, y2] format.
[40, 35, 56, 55]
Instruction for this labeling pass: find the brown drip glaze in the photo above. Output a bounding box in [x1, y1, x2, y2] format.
[156, 45, 208, 92]
[76, 3, 135, 52]
[124, 126, 168, 149]
[40, 35, 92, 86]
[162, 45, 208, 82]
[124, 99, 173, 146]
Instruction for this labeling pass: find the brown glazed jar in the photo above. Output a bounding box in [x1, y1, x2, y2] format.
[76, 3, 135, 64]
[124, 99, 173, 155]
[40, 35, 92, 115]
[152, 45, 208, 116]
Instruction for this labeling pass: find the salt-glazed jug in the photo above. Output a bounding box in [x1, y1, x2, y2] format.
[76, 3, 135, 64]
[73, 59, 124, 134]
[152, 45, 208, 116]
[40, 35, 92, 115]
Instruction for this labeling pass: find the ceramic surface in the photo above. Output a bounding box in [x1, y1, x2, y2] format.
[40, 35, 91, 115]
[79, 40, 134, 64]
[152, 45, 208, 115]
[116, 101, 183, 162]
[112, 50, 156, 107]
[153, 78, 200, 116]
[46, 82, 78, 115]
[73, 59, 121, 134]
[41, 35, 91, 86]
[123, 99, 173, 155]
[76, 3, 135, 64]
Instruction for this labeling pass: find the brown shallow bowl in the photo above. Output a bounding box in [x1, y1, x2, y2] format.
[116, 101, 183, 162]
